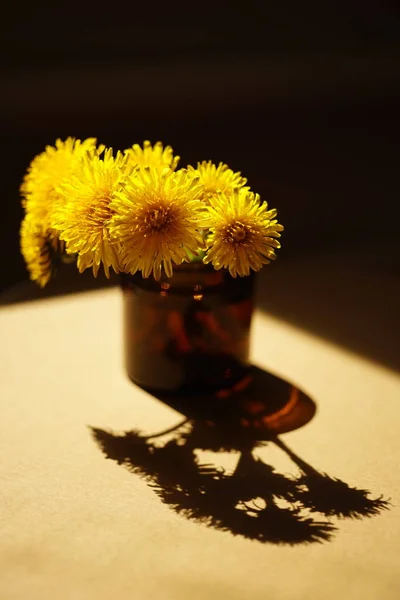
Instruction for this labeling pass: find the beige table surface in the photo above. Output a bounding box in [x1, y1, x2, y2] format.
[1, 285, 399, 600]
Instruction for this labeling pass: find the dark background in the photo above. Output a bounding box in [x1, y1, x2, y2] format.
[1, 2, 399, 371]
[2, 1, 399, 289]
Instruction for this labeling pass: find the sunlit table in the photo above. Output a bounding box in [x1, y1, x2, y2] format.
[1, 285, 399, 600]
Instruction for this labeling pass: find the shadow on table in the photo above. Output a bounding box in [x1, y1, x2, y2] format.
[91, 367, 389, 545]
[255, 246, 400, 373]
[0, 263, 116, 304]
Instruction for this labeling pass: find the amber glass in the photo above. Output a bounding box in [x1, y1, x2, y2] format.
[121, 264, 255, 394]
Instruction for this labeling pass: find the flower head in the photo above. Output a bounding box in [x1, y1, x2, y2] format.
[203, 188, 283, 277]
[53, 148, 131, 277]
[124, 140, 180, 173]
[21, 137, 100, 229]
[20, 214, 55, 287]
[188, 161, 248, 203]
[110, 167, 205, 280]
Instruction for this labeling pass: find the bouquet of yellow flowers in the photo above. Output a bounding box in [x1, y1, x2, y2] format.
[20, 138, 283, 287]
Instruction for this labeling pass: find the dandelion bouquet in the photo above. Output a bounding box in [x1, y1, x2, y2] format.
[20, 138, 283, 287]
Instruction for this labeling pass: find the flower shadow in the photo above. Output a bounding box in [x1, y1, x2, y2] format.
[91, 367, 389, 545]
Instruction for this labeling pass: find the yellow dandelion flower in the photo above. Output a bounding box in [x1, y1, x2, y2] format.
[188, 160, 248, 203]
[21, 137, 100, 229]
[110, 167, 205, 280]
[20, 214, 54, 287]
[53, 148, 131, 277]
[202, 188, 284, 278]
[124, 140, 180, 173]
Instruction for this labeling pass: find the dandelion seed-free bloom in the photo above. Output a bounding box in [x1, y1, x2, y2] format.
[110, 167, 205, 280]
[202, 188, 284, 278]
[20, 139, 283, 286]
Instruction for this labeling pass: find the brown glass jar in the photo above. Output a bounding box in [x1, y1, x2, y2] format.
[121, 264, 255, 395]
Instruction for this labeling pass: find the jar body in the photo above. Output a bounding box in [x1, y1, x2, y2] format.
[121, 265, 255, 394]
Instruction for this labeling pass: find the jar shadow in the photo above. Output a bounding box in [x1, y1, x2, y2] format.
[90, 366, 389, 546]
